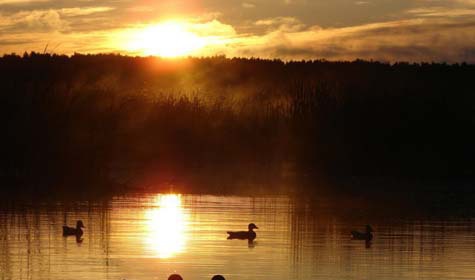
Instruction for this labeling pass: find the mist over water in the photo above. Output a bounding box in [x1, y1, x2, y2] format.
[1, 193, 474, 280]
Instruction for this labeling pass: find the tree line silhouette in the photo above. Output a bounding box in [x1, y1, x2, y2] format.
[0, 52, 474, 194]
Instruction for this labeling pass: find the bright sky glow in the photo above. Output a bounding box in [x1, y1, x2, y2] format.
[124, 21, 207, 57]
[0, 0, 474, 62]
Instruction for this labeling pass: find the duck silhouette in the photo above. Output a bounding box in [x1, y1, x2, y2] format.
[63, 220, 85, 236]
[351, 224, 373, 241]
[227, 223, 258, 240]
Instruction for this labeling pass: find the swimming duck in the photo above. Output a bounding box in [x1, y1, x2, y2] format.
[63, 220, 85, 236]
[351, 224, 373, 241]
[227, 223, 258, 240]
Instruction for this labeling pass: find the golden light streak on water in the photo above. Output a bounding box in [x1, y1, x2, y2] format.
[144, 194, 189, 258]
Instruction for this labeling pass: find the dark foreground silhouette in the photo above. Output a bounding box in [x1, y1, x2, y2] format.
[168, 274, 183, 280]
[0, 53, 474, 199]
[168, 274, 226, 280]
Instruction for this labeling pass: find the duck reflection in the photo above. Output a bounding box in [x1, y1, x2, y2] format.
[144, 194, 189, 258]
[75, 235, 84, 244]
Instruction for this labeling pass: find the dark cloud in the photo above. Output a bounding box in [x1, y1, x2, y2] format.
[228, 16, 475, 63]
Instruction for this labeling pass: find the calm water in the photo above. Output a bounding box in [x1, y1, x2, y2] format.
[1, 193, 475, 280]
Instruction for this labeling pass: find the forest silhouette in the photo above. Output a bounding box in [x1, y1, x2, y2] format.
[1, 53, 474, 196]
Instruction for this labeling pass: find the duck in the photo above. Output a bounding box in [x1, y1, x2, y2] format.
[351, 224, 373, 241]
[63, 220, 85, 236]
[227, 223, 258, 240]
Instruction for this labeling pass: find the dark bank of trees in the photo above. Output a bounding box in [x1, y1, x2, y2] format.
[0, 53, 474, 194]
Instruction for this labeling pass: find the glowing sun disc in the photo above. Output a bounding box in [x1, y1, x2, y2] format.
[126, 21, 206, 57]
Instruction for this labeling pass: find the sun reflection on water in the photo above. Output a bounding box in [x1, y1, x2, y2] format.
[144, 194, 188, 258]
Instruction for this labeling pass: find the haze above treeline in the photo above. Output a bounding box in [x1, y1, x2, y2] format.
[1, 53, 474, 195]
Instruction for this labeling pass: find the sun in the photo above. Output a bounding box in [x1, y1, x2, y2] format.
[125, 21, 206, 57]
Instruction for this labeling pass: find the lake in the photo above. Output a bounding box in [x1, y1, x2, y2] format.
[1, 193, 474, 280]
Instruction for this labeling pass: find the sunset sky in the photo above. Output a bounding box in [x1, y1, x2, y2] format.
[0, 0, 474, 62]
